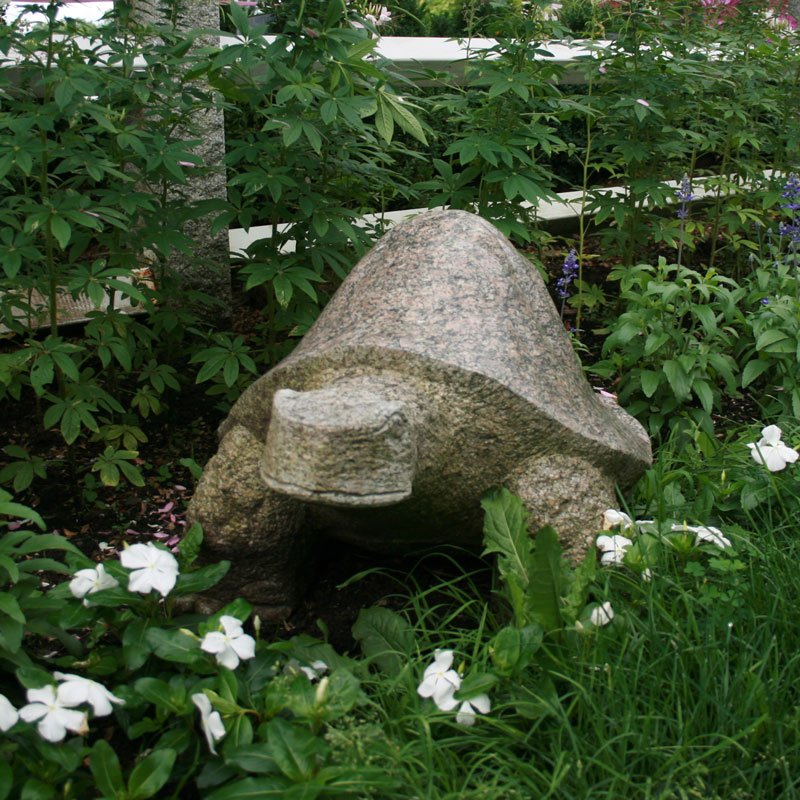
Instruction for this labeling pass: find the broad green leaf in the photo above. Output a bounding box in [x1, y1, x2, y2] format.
[134, 677, 186, 713]
[0, 593, 25, 624]
[640, 369, 661, 398]
[528, 526, 563, 634]
[172, 561, 230, 597]
[0, 760, 11, 800]
[481, 488, 531, 588]
[205, 776, 291, 800]
[741, 358, 771, 388]
[693, 379, 714, 414]
[122, 619, 151, 670]
[662, 359, 691, 402]
[127, 748, 176, 800]
[374, 98, 393, 143]
[266, 717, 328, 783]
[178, 522, 203, 569]
[145, 628, 204, 665]
[756, 328, 793, 353]
[351, 607, 413, 677]
[90, 740, 125, 799]
[224, 744, 280, 775]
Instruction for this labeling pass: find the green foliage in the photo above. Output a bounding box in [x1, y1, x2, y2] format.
[215, 0, 428, 356]
[591, 258, 744, 437]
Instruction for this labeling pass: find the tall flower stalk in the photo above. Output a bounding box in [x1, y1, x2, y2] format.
[675, 172, 695, 267]
[556, 249, 579, 321]
[779, 173, 800, 299]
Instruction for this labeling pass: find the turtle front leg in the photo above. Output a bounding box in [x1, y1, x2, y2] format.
[505, 455, 616, 564]
[187, 424, 311, 620]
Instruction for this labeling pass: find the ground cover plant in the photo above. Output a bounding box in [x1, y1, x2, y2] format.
[1, 0, 800, 796]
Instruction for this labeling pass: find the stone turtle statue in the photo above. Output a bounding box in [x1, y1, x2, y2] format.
[188, 209, 651, 616]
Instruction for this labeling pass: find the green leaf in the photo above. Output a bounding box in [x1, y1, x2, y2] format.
[662, 359, 691, 402]
[528, 526, 563, 634]
[178, 522, 203, 569]
[756, 328, 793, 353]
[640, 369, 661, 398]
[49, 217, 71, 250]
[145, 628, 203, 665]
[374, 98, 394, 143]
[351, 607, 413, 677]
[205, 777, 291, 800]
[0, 593, 25, 624]
[457, 672, 500, 699]
[741, 358, 771, 388]
[693, 379, 714, 414]
[172, 561, 230, 597]
[224, 744, 280, 775]
[266, 717, 328, 783]
[134, 677, 187, 713]
[90, 740, 125, 799]
[481, 488, 531, 589]
[20, 778, 54, 800]
[561, 549, 596, 625]
[0, 760, 12, 800]
[122, 619, 152, 671]
[127, 748, 176, 800]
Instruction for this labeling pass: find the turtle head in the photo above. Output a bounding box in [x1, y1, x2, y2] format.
[261, 384, 416, 507]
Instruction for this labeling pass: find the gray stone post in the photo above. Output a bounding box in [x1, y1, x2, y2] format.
[122, 0, 231, 314]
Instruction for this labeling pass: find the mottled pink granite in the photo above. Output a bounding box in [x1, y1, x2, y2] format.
[189, 210, 651, 615]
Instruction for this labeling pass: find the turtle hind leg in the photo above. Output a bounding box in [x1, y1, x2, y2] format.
[505, 455, 616, 563]
[187, 423, 312, 620]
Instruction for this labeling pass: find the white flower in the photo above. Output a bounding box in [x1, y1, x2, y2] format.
[299, 660, 328, 682]
[19, 685, 88, 743]
[596, 534, 633, 565]
[747, 425, 799, 472]
[69, 563, 119, 605]
[120, 542, 179, 597]
[192, 693, 226, 755]
[417, 650, 461, 711]
[670, 523, 731, 549]
[642, 568, 653, 582]
[602, 509, 634, 532]
[455, 693, 491, 726]
[200, 615, 256, 670]
[0, 694, 18, 732]
[589, 601, 614, 627]
[53, 673, 124, 717]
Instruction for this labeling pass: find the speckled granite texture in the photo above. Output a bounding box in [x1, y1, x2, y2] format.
[189, 209, 652, 614]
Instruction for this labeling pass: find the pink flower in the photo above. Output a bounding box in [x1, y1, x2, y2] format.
[635, 98, 650, 107]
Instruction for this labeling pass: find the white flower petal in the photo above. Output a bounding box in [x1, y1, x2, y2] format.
[119, 543, 153, 570]
[590, 601, 614, 626]
[25, 685, 57, 706]
[455, 701, 477, 726]
[0, 694, 18, 731]
[602, 510, 633, 531]
[231, 634, 256, 662]
[192, 693, 225, 755]
[216, 646, 240, 671]
[219, 616, 244, 637]
[200, 631, 227, 654]
[468, 693, 491, 715]
[760, 425, 783, 445]
[37, 712, 69, 743]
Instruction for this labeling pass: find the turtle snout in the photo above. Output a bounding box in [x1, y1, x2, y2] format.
[261, 385, 416, 507]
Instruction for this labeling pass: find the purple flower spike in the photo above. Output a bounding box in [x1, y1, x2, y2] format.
[675, 173, 695, 220]
[781, 173, 800, 212]
[556, 249, 579, 300]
